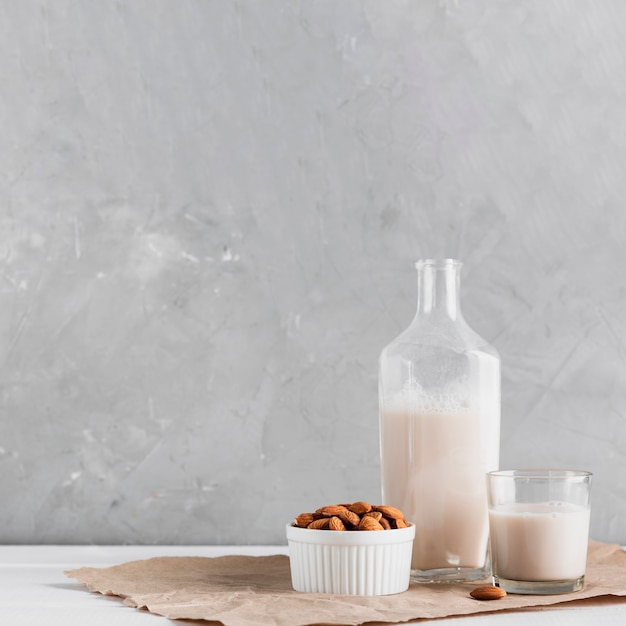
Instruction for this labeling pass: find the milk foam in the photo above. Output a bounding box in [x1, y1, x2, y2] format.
[385, 380, 470, 415]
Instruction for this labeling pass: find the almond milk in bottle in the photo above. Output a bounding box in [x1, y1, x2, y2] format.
[379, 259, 500, 582]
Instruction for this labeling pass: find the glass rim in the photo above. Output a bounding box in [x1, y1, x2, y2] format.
[487, 469, 592, 480]
[415, 258, 462, 270]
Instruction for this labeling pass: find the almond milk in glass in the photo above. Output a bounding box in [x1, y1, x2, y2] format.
[379, 259, 500, 582]
[487, 469, 592, 594]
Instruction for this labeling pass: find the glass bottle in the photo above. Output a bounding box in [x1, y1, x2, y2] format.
[379, 259, 500, 582]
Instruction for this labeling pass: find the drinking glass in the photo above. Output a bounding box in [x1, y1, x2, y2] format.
[487, 469, 592, 594]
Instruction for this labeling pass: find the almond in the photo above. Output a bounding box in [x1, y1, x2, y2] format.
[347, 501, 372, 515]
[358, 516, 384, 531]
[363, 510, 382, 522]
[315, 505, 360, 527]
[328, 516, 346, 531]
[394, 518, 410, 529]
[470, 585, 507, 601]
[308, 517, 331, 530]
[316, 505, 347, 517]
[294, 513, 315, 528]
[336, 509, 360, 527]
[374, 505, 405, 520]
[379, 516, 391, 530]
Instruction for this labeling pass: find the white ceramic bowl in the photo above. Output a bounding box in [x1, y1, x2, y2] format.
[286, 523, 415, 595]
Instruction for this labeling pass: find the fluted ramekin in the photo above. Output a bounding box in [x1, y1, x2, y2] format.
[286, 523, 415, 595]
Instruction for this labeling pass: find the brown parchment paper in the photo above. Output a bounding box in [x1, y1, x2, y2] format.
[66, 540, 626, 626]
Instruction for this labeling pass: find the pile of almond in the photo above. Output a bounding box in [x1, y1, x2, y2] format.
[293, 501, 410, 531]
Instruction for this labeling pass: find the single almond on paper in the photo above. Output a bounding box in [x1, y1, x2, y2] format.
[470, 585, 507, 601]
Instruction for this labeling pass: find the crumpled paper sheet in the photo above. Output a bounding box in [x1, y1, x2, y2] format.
[66, 540, 626, 626]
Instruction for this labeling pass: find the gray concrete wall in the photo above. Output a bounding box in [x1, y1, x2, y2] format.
[1, 0, 625, 545]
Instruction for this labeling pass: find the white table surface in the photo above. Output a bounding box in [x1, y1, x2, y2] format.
[2, 545, 625, 626]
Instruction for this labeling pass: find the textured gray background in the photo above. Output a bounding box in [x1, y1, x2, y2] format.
[1, 0, 625, 545]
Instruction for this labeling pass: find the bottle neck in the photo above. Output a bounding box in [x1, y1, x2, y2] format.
[416, 260, 462, 321]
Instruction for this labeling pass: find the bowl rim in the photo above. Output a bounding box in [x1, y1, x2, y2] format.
[286, 522, 415, 545]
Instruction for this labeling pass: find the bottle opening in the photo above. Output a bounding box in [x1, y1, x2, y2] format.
[415, 259, 462, 270]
